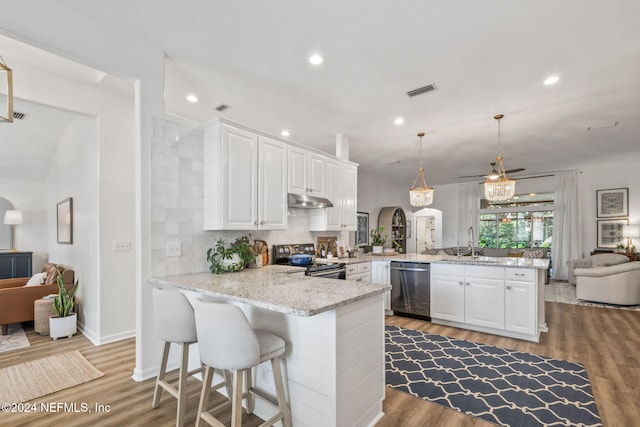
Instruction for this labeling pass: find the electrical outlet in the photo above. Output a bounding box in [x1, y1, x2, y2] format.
[114, 240, 131, 252]
[166, 242, 182, 257]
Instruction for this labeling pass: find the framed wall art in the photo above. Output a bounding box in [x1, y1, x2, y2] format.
[57, 197, 73, 244]
[597, 218, 627, 248]
[356, 212, 369, 247]
[596, 188, 629, 218]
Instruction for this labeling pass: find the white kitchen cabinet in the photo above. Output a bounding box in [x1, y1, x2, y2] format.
[309, 159, 357, 231]
[288, 146, 326, 197]
[346, 261, 371, 282]
[504, 268, 537, 335]
[204, 122, 287, 230]
[370, 260, 391, 312]
[431, 263, 539, 341]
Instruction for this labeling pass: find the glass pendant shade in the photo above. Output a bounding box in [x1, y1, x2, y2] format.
[409, 133, 434, 206]
[483, 114, 516, 201]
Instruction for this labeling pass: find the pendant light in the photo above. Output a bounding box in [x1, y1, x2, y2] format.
[409, 132, 434, 206]
[484, 114, 516, 201]
[0, 54, 13, 123]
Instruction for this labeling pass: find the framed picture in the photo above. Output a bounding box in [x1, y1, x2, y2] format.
[596, 188, 629, 218]
[406, 220, 412, 239]
[356, 212, 369, 247]
[597, 219, 627, 248]
[57, 197, 73, 244]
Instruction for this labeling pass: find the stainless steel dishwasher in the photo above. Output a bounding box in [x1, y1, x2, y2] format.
[390, 261, 430, 320]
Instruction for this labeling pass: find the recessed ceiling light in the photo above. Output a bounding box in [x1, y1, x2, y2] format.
[543, 75, 560, 85]
[394, 117, 404, 125]
[308, 54, 325, 65]
[186, 94, 199, 103]
[281, 130, 290, 137]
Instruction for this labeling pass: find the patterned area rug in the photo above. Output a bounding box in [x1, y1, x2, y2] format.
[0, 323, 30, 353]
[545, 282, 640, 311]
[386, 325, 602, 427]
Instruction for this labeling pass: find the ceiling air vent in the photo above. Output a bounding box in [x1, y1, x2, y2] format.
[215, 104, 230, 112]
[13, 111, 29, 120]
[406, 84, 437, 97]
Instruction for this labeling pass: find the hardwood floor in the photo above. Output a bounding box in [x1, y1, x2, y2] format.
[1, 301, 639, 426]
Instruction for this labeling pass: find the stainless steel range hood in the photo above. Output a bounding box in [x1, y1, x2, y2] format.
[287, 193, 334, 209]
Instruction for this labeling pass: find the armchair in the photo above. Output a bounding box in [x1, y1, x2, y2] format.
[0, 263, 74, 335]
[574, 262, 640, 305]
[565, 253, 629, 285]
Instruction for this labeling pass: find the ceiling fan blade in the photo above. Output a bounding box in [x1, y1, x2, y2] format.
[505, 168, 525, 174]
[457, 173, 486, 179]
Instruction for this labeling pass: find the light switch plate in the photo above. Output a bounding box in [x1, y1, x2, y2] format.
[166, 242, 182, 257]
[114, 240, 131, 252]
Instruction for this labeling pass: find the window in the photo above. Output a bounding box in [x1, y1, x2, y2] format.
[479, 193, 553, 249]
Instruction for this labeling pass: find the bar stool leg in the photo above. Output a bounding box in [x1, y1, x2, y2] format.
[231, 369, 244, 427]
[271, 357, 292, 427]
[196, 365, 214, 427]
[245, 367, 255, 414]
[152, 341, 171, 408]
[176, 343, 190, 427]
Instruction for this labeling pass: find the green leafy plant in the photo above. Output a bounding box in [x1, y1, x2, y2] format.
[370, 226, 387, 247]
[207, 236, 256, 274]
[53, 268, 79, 318]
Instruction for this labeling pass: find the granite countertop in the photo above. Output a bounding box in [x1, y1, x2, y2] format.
[149, 265, 390, 317]
[316, 253, 550, 270]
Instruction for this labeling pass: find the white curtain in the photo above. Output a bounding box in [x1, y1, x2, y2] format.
[552, 171, 583, 280]
[458, 182, 481, 247]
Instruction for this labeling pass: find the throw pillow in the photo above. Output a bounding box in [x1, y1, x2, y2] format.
[25, 272, 47, 287]
[523, 249, 544, 259]
[507, 252, 523, 258]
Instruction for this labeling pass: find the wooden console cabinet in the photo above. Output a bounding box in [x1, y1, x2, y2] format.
[0, 251, 33, 279]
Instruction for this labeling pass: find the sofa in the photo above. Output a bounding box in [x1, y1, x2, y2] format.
[574, 261, 640, 305]
[565, 253, 629, 285]
[0, 263, 74, 335]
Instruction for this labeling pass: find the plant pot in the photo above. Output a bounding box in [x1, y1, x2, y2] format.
[49, 312, 77, 340]
[372, 246, 383, 254]
[220, 253, 244, 272]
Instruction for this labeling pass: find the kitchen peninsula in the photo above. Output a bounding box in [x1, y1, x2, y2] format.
[150, 265, 390, 427]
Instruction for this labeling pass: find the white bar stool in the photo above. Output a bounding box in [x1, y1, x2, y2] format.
[152, 287, 230, 427]
[193, 299, 292, 427]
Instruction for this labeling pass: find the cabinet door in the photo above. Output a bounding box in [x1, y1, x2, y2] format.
[222, 125, 257, 229]
[258, 136, 287, 230]
[430, 274, 465, 322]
[308, 153, 326, 196]
[370, 261, 390, 311]
[465, 277, 505, 329]
[341, 163, 357, 230]
[288, 146, 307, 195]
[325, 159, 343, 230]
[505, 280, 536, 335]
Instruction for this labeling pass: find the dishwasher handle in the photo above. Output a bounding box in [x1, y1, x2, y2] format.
[390, 266, 430, 273]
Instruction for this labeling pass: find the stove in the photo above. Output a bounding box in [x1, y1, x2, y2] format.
[272, 243, 346, 280]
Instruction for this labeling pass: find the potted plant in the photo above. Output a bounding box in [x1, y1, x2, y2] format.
[207, 236, 256, 274]
[370, 226, 387, 254]
[49, 268, 79, 340]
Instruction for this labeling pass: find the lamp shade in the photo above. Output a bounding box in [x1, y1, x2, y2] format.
[622, 224, 640, 239]
[3, 210, 23, 225]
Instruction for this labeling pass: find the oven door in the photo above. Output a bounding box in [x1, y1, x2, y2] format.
[306, 266, 347, 280]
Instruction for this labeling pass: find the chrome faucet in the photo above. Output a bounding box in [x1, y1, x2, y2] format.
[468, 226, 476, 258]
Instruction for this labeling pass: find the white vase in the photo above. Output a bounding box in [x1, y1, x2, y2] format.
[49, 312, 77, 340]
[372, 246, 383, 254]
[220, 253, 244, 272]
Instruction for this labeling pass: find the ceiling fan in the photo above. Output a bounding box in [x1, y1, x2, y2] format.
[457, 162, 525, 179]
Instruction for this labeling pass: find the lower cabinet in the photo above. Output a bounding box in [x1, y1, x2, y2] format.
[346, 261, 371, 282]
[370, 261, 391, 312]
[431, 263, 538, 341]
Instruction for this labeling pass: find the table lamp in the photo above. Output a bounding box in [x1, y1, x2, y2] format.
[622, 224, 639, 254]
[3, 209, 22, 251]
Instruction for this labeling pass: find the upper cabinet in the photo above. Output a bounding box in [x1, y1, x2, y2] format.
[310, 159, 357, 231]
[288, 146, 326, 197]
[204, 123, 287, 230]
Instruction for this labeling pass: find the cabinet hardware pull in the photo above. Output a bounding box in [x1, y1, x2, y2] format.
[260, 220, 265, 225]
[254, 221, 258, 225]
[458, 281, 464, 286]
[515, 273, 525, 276]
[506, 285, 512, 290]
[465, 282, 470, 286]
